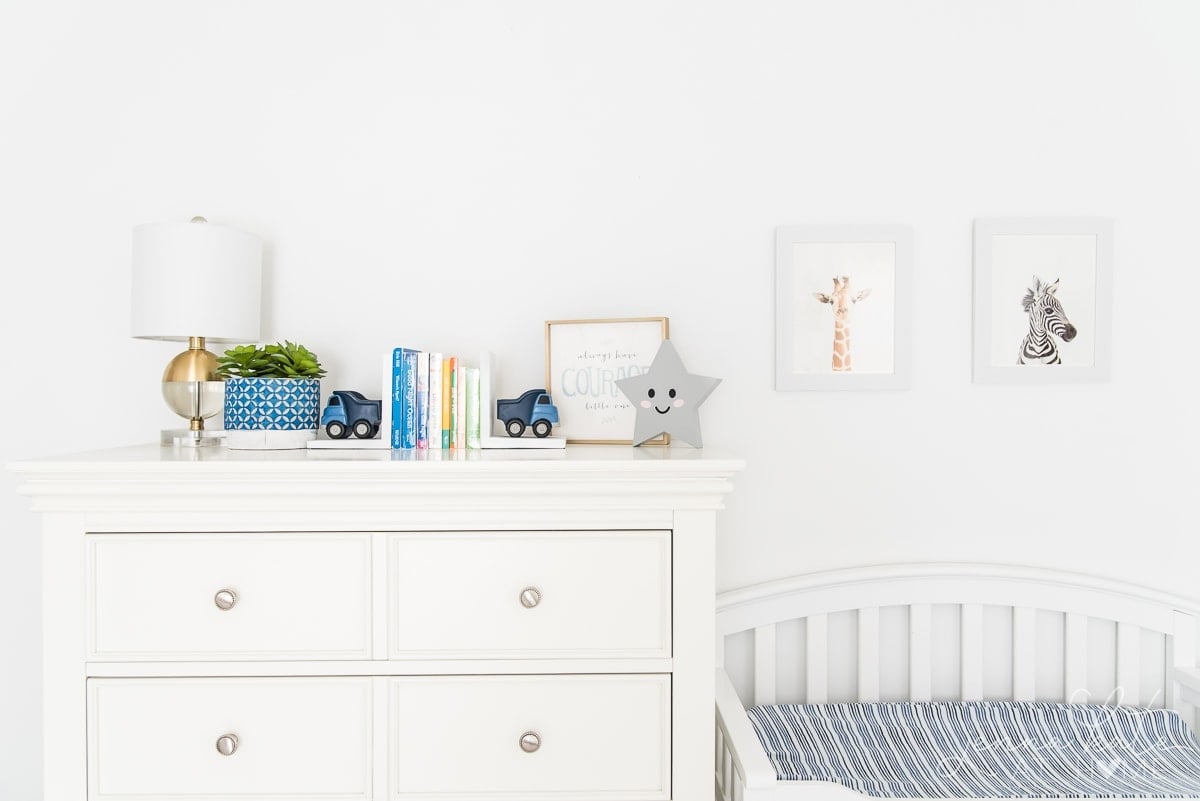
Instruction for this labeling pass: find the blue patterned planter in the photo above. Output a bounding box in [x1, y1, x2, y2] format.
[224, 377, 320, 431]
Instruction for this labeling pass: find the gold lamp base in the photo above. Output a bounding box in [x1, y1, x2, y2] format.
[161, 336, 226, 447]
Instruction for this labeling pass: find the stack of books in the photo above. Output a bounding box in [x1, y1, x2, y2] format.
[391, 349, 482, 450]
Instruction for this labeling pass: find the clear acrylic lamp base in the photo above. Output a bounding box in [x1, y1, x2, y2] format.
[161, 371, 225, 448]
[161, 428, 225, 448]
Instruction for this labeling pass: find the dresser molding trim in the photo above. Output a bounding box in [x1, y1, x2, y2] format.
[86, 658, 675, 678]
[13, 445, 742, 515]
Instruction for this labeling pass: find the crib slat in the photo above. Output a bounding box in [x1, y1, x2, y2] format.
[715, 725, 726, 800]
[961, 603, 984, 701]
[1013, 606, 1037, 701]
[753, 624, 777, 706]
[1064, 613, 1088, 704]
[1168, 611, 1198, 728]
[806, 613, 829, 704]
[910, 604, 933, 701]
[858, 606, 881, 702]
[1116, 622, 1141, 707]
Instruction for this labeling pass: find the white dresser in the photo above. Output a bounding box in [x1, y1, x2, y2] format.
[11, 445, 742, 801]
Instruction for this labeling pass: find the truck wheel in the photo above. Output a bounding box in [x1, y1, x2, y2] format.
[532, 419, 552, 438]
[352, 420, 374, 439]
[505, 419, 526, 437]
[325, 421, 348, 439]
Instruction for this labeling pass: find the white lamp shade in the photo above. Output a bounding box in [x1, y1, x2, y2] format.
[131, 220, 263, 343]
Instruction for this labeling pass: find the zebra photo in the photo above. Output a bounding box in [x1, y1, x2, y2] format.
[1017, 275, 1077, 365]
[974, 219, 1108, 383]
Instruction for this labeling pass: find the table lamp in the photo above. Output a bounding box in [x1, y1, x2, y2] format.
[131, 216, 262, 447]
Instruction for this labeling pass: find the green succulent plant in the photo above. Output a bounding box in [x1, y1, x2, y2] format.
[264, 340, 326, 378]
[216, 344, 273, 378]
[217, 341, 327, 379]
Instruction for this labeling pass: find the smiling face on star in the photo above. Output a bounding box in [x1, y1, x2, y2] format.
[641, 386, 685, 415]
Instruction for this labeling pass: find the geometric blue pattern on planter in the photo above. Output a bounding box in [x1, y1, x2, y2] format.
[223, 377, 320, 430]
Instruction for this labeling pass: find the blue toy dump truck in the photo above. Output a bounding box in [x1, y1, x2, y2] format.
[496, 389, 559, 438]
[321, 390, 382, 439]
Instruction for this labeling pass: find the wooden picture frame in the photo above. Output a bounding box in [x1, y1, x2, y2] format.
[775, 225, 912, 391]
[545, 317, 670, 444]
[973, 218, 1113, 384]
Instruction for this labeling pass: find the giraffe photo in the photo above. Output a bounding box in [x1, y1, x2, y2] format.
[787, 241, 897, 376]
[776, 225, 911, 391]
[812, 275, 871, 372]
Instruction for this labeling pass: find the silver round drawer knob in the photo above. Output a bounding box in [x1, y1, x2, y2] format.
[213, 589, 238, 611]
[215, 733, 240, 756]
[519, 587, 541, 609]
[519, 731, 541, 753]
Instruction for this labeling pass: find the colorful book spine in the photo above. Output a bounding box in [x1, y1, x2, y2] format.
[428, 353, 443, 450]
[406, 351, 418, 447]
[393, 347, 412, 450]
[415, 352, 429, 449]
[455, 363, 466, 449]
[466, 367, 481, 449]
[391, 348, 417, 449]
[448, 357, 459, 448]
[441, 358, 452, 449]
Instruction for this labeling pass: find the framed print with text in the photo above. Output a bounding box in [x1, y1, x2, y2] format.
[545, 317, 669, 444]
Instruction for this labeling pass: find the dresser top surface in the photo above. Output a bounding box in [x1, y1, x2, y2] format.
[10, 443, 744, 476]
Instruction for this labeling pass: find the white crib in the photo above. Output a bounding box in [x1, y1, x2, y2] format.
[714, 563, 1200, 801]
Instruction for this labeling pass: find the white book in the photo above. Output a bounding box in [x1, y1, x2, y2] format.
[466, 368, 481, 449]
[428, 353, 443, 450]
[455, 363, 466, 449]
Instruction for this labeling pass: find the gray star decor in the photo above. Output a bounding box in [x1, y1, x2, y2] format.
[615, 340, 721, 447]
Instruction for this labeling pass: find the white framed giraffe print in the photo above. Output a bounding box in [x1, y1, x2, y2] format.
[973, 218, 1112, 384]
[775, 225, 912, 391]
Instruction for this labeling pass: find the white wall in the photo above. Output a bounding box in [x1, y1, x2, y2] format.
[2, 1, 1198, 795]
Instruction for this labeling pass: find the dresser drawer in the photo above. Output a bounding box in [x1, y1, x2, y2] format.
[87, 677, 372, 801]
[389, 674, 669, 800]
[88, 533, 372, 660]
[389, 531, 670, 659]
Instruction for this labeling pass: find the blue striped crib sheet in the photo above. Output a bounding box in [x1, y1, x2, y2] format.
[748, 702, 1200, 798]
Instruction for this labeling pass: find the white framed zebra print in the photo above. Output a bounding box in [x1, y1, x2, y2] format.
[973, 217, 1113, 384]
[775, 225, 913, 391]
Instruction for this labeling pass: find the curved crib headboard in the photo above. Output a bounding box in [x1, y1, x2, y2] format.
[716, 563, 1199, 719]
